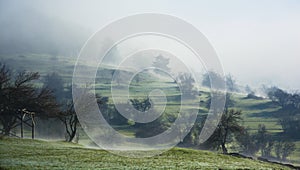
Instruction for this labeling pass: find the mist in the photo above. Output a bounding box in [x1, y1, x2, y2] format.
[1, 0, 300, 90]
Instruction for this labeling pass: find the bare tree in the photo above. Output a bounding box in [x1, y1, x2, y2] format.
[0, 63, 59, 136]
[58, 87, 108, 142]
[59, 102, 78, 142]
[275, 141, 296, 161]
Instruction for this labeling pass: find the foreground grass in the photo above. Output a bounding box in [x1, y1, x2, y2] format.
[0, 138, 291, 170]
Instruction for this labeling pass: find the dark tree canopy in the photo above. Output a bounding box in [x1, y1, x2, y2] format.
[267, 87, 290, 107]
[225, 74, 239, 92]
[275, 141, 296, 161]
[202, 72, 238, 92]
[177, 73, 198, 99]
[255, 124, 274, 157]
[152, 55, 170, 72]
[130, 97, 152, 112]
[43, 72, 65, 101]
[202, 109, 243, 154]
[236, 128, 259, 156]
[0, 63, 59, 136]
[267, 87, 300, 139]
[206, 92, 234, 111]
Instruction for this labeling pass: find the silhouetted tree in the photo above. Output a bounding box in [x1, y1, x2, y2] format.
[36, 72, 67, 139]
[0, 63, 59, 136]
[267, 87, 300, 138]
[177, 73, 198, 99]
[202, 71, 221, 88]
[203, 109, 244, 154]
[226, 74, 239, 92]
[133, 97, 175, 138]
[152, 55, 170, 72]
[203, 72, 238, 92]
[263, 141, 274, 158]
[281, 142, 296, 161]
[59, 101, 78, 142]
[245, 85, 253, 94]
[255, 124, 275, 158]
[43, 72, 65, 101]
[58, 86, 108, 142]
[274, 141, 296, 161]
[236, 128, 259, 156]
[278, 111, 300, 138]
[206, 92, 234, 111]
[130, 97, 152, 112]
[275, 141, 283, 160]
[267, 87, 290, 107]
[266, 86, 300, 108]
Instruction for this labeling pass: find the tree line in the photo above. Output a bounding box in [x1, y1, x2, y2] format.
[0, 60, 297, 162]
[0, 63, 107, 142]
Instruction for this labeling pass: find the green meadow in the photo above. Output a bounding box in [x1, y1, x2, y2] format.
[0, 138, 291, 170]
[1, 54, 299, 167]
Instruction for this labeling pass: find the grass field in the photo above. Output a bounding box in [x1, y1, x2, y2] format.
[1, 53, 299, 167]
[0, 138, 292, 170]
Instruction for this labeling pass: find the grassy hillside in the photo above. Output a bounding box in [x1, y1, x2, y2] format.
[0, 138, 292, 170]
[0, 53, 299, 165]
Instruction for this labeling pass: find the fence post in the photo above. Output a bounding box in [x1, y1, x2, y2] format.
[21, 116, 23, 138]
[31, 114, 35, 139]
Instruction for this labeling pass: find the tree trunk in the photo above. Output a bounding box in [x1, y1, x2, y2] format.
[2, 116, 15, 136]
[221, 143, 228, 154]
[4, 126, 10, 136]
[3, 119, 15, 136]
[68, 128, 77, 142]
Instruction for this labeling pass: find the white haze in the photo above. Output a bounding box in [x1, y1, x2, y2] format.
[1, 0, 300, 90]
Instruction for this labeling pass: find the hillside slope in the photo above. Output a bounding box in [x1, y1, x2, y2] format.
[0, 54, 299, 166]
[0, 138, 291, 170]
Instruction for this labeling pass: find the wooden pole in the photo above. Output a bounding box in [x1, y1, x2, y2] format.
[31, 114, 35, 139]
[21, 116, 23, 138]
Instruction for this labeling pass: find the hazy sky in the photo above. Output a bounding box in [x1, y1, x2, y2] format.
[2, 0, 300, 90]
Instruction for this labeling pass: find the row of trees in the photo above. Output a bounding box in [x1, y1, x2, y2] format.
[153, 55, 239, 93]
[267, 87, 300, 139]
[202, 71, 239, 92]
[124, 90, 296, 161]
[238, 124, 295, 161]
[183, 93, 296, 162]
[0, 63, 107, 142]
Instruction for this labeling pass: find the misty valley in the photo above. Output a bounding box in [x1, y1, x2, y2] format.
[1, 1, 300, 169]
